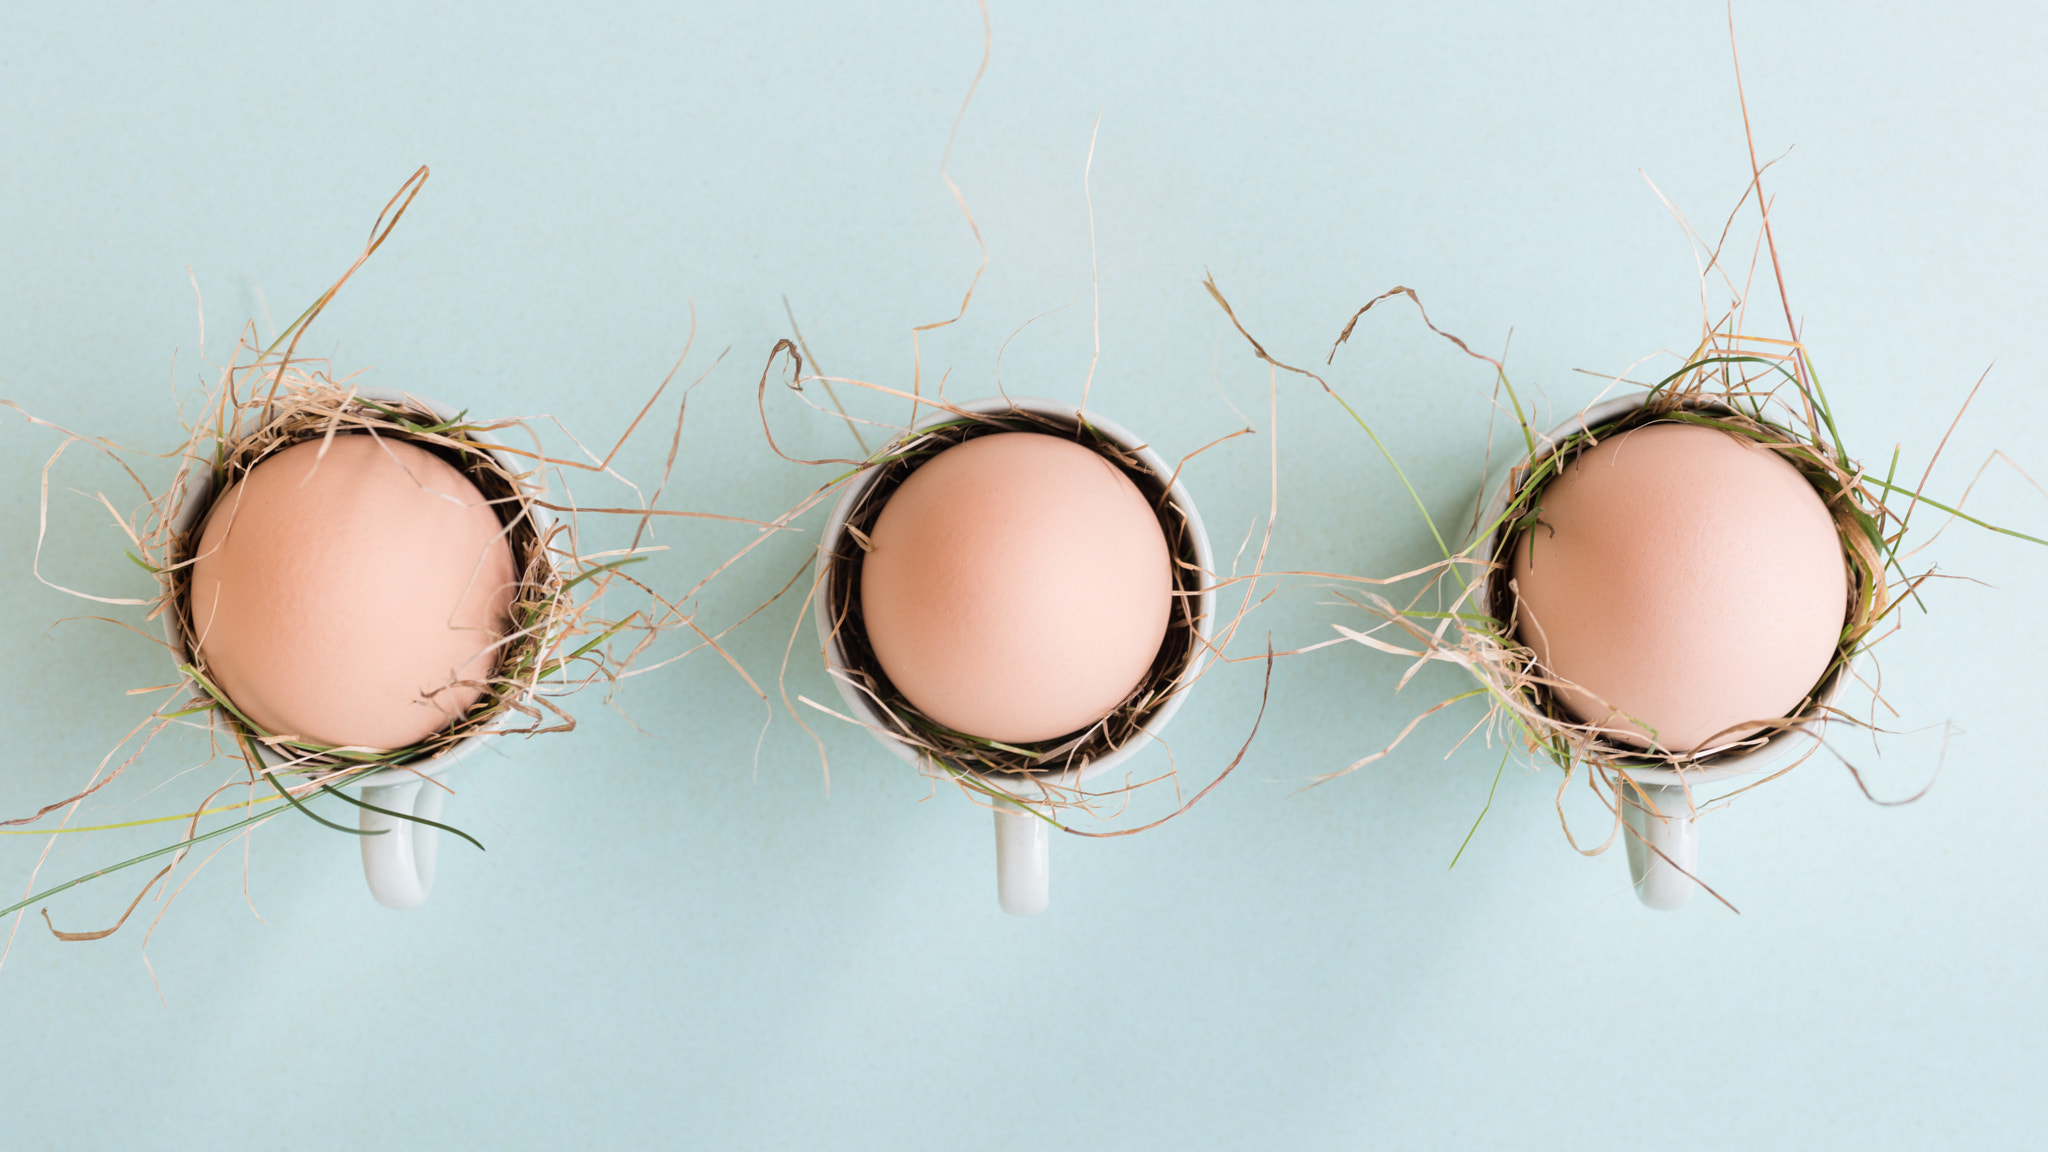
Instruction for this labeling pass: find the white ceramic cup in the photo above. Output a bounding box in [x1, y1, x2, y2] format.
[165, 389, 540, 910]
[815, 395, 1217, 916]
[1469, 392, 1850, 910]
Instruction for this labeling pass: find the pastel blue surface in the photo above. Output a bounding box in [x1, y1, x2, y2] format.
[3, 3, 2044, 1148]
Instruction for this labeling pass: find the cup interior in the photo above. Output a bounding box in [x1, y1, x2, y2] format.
[814, 395, 1216, 797]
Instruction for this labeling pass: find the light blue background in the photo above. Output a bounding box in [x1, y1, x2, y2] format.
[3, 3, 2044, 1148]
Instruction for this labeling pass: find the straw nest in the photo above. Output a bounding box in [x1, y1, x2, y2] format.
[165, 376, 579, 778]
[1462, 348, 1883, 781]
[1374, 333, 1891, 803]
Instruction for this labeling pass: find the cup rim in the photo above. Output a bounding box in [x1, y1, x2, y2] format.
[163, 387, 539, 788]
[1467, 390, 1853, 785]
[812, 394, 1218, 799]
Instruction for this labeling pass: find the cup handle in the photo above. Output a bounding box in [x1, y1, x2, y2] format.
[359, 775, 444, 910]
[1621, 783, 1698, 911]
[993, 799, 1049, 916]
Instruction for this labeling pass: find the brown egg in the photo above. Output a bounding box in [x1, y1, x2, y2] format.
[189, 434, 518, 750]
[858, 432, 1173, 744]
[1509, 422, 1847, 753]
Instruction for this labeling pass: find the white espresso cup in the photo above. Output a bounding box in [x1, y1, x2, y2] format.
[165, 389, 542, 910]
[815, 395, 1217, 915]
[1469, 391, 1850, 910]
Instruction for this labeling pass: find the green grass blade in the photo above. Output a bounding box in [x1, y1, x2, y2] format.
[560, 555, 648, 595]
[544, 615, 637, 673]
[316, 783, 485, 853]
[0, 809, 281, 919]
[262, 769, 379, 837]
[1325, 389, 1458, 567]
[1448, 748, 1512, 870]
[1863, 480, 2048, 547]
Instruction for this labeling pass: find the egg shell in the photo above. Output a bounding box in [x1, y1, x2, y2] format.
[858, 431, 1174, 744]
[1509, 421, 1848, 753]
[189, 434, 518, 750]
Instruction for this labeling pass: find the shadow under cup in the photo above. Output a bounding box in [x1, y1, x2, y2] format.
[814, 395, 1217, 916]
